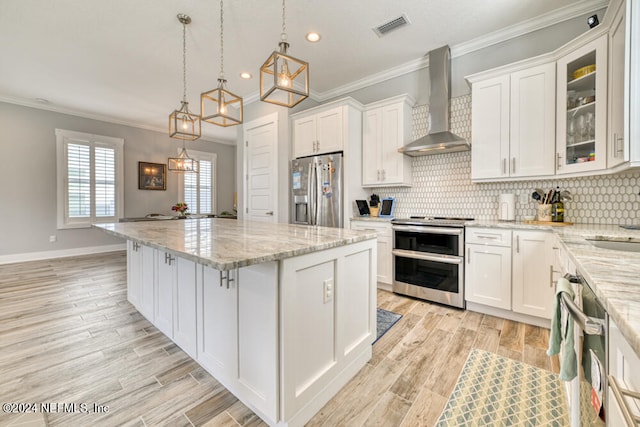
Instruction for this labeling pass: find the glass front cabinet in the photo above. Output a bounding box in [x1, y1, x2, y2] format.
[556, 34, 608, 174]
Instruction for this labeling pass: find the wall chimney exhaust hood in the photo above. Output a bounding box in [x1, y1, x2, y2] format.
[398, 45, 469, 156]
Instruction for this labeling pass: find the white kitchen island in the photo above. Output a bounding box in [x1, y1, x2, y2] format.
[94, 219, 377, 427]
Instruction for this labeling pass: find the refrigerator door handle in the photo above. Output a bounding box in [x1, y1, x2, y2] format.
[314, 162, 322, 225]
[309, 161, 317, 225]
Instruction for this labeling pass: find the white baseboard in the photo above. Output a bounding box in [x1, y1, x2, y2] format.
[377, 282, 393, 292]
[465, 301, 551, 329]
[0, 243, 126, 265]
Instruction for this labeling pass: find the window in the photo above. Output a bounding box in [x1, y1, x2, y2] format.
[56, 129, 124, 228]
[180, 150, 216, 215]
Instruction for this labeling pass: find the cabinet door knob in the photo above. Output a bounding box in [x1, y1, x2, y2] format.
[502, 158, 507, 175]
[556, 153, 562, 170]
[511, 157, 516, 174]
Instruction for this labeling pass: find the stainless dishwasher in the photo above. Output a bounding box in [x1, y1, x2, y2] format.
[561, 273, 607, 427]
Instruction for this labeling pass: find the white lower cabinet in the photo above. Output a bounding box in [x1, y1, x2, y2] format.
[608, 318, 640, 426]
[139, 245, 155, 321]
[197, 263, 278, 422]
[465, 228, 512, 310]
[173, 256, 197, 359]
[126, 241, 155, 322]
[465, 227, 555, 326]
[126, 240, 142, 307]
[350, 220, 391, 285]
[512, 230, 555, 319]
[155, 251, 177, 338]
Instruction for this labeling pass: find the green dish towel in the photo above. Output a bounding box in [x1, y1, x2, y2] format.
[547, 276, 577, 381]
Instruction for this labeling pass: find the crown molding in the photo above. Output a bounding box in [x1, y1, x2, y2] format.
[0, 95, 236, 145]
[314, 56, 430, 102]
[451, 0, 609, 58]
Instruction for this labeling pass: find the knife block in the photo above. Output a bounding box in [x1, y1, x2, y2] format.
[370, 206, 380, 217]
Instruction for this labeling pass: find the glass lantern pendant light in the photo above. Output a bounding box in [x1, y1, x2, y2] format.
[201, 0, 243, 127]
[259, 0, 309, 108]
[169, 14, 201, 141]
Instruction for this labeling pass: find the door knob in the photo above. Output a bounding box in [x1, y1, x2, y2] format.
[266, 211, 274, 216]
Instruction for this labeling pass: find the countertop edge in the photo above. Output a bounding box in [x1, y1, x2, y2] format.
[94, 222, 377, 271]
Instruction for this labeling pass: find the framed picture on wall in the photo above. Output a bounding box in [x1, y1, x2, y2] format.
[138, 162, 166, 190]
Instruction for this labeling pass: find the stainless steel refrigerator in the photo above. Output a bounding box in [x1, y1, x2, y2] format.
[291, 153, 343, 228]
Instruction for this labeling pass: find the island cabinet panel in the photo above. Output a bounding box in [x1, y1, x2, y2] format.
[126, 241, 142, 307]
[139, 245, 156, 322]
[280, 239, 376, 425]
[197, 266, 236, 384]
[341, 249, 375, 356]
[173, 257, 198, 359]
[236, 263, 278, 421]
[155, 250, 178, 338]
[196, 263, 279, 422]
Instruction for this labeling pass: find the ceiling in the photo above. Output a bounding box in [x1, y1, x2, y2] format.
[0, 0, 606, 143]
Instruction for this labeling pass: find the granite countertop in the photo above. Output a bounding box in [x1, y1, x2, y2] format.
[350, 216, 392, 223]
[469, 220, 640, 358]
[94, 219, 376, 271]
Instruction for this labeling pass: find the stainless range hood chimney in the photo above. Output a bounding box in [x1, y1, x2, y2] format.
[398, 45, 469, 156]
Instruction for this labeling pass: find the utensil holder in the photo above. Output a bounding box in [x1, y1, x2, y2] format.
[537, 204, 552, 222]
[370, 206, 380, 217]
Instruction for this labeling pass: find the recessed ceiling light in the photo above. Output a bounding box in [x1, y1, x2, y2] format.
[306, 32, 321, 42]
[240, 72, 252, 79]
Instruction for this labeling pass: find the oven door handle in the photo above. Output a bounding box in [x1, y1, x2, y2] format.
[392, 249, 463, 265]
[560, 292, 605, 336]
[392, 225, 463, 235]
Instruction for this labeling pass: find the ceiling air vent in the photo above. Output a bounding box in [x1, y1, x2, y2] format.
[373, 14, 410, 37]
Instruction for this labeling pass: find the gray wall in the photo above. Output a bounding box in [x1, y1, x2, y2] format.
[0, 102, 235, 259]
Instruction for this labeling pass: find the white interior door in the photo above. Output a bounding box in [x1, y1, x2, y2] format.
[243, 113, 278, 223]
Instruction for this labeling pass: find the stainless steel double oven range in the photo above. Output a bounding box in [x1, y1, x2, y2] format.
[391, 217, 472, 309]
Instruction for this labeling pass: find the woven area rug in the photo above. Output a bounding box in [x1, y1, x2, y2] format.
[374, 308, 402, 343]
[436, 348, 569, 426]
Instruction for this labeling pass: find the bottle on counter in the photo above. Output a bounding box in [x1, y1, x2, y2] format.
[551, 186, 564, 222]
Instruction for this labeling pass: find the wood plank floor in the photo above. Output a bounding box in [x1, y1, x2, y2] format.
[0, 252, 554, 426]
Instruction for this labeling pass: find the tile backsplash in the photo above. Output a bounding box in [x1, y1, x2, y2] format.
[373, 95, 640, 225]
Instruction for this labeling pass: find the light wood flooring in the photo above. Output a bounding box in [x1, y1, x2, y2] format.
[0, 252, 554, 427]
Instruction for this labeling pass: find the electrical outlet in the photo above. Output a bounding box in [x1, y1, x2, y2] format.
[323, 278, 333, 304]
[49, 235, 57, 243]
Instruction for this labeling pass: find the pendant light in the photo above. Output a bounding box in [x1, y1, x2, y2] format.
[169, 14, 201, 141]
[168, 141, 199, 173]
[201, 0, 243, 127]
[259, 0, 309, 108]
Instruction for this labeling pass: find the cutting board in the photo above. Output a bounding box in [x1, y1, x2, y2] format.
[523, 220, 574, 226]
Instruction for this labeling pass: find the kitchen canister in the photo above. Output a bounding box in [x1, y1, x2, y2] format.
[498, 194, 516, 221]
[537, 204, 552, 222]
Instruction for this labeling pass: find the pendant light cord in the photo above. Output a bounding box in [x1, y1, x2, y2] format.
[282, 0, 286, 35]
[219, 0, 224, 79]
[182, 19, 187, 102]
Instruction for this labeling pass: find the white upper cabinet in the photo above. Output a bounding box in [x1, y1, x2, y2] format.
[556, 34, 608, 174]
[293, 105, 343, 158]
[470, 62, 556, 181]
[608, 0, 628, 168]
[362, 95, 413, 187]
